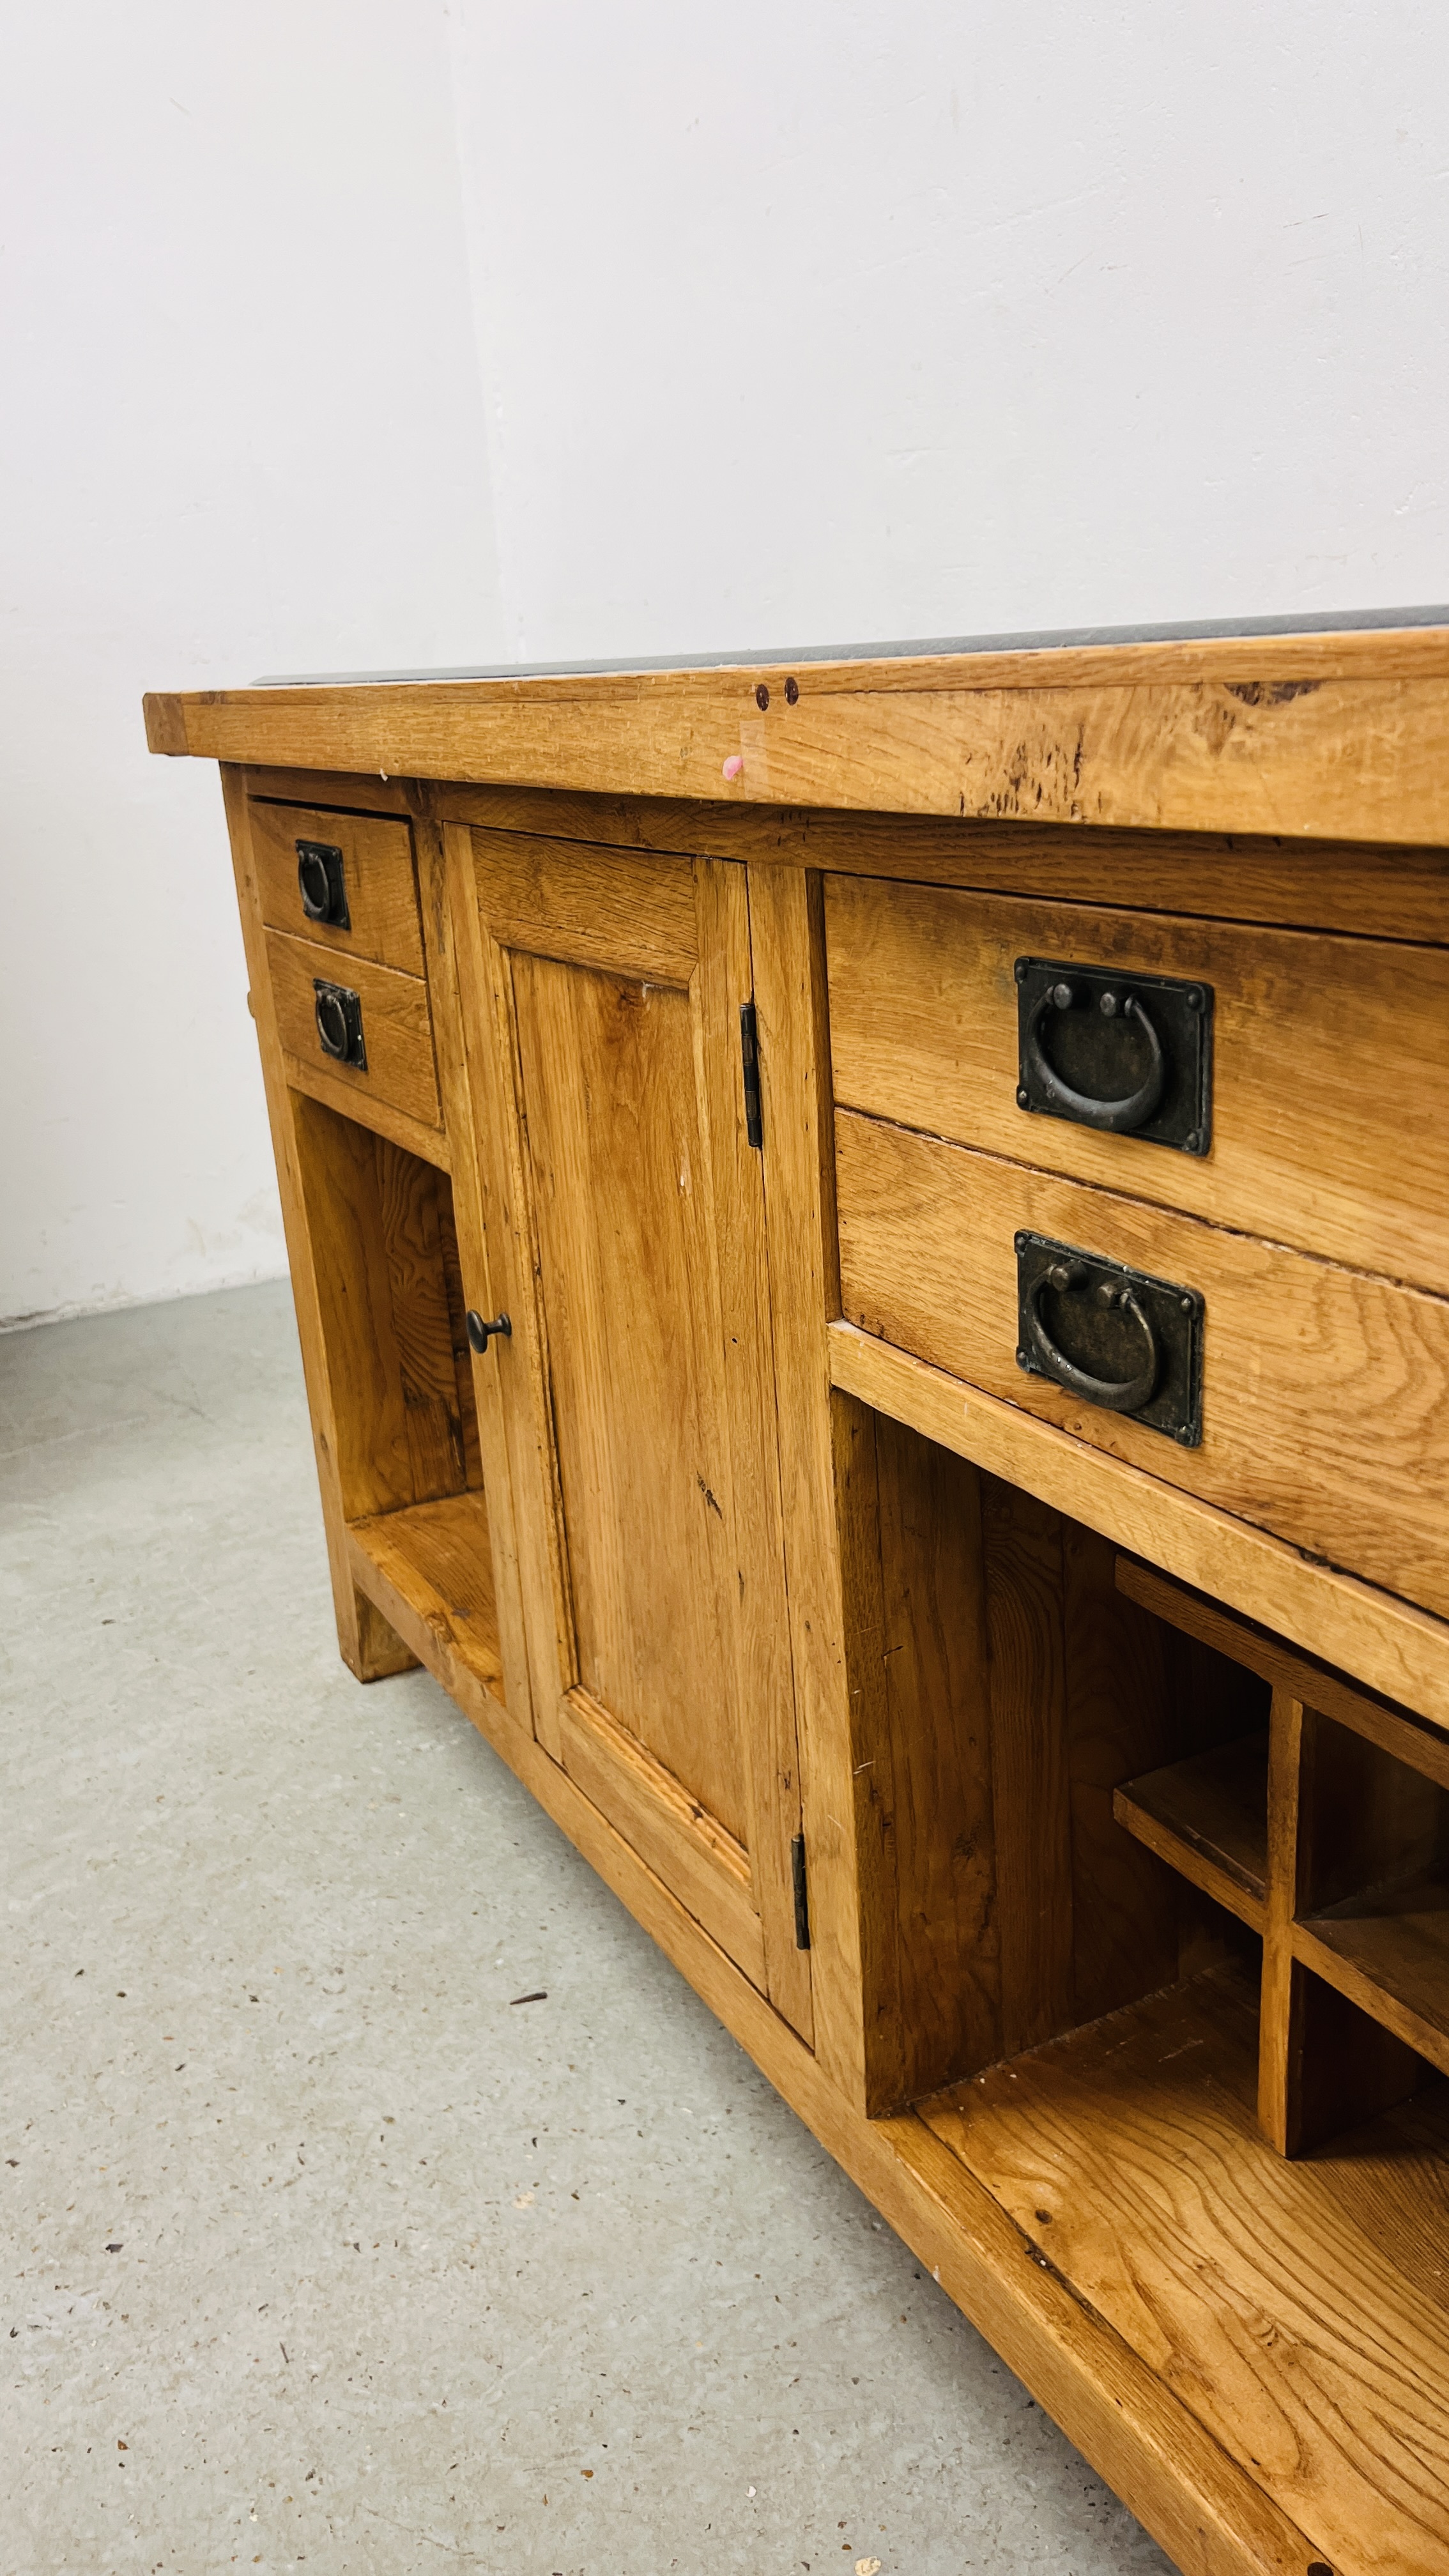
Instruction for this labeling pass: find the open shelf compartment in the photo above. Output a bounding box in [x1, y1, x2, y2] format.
[1115, 1553, 1449, 2152]
[349, 1491, 505, 1704]
[834, 1402, 1449, 2572]
[291, 1087, 506, 1713]
[1114, 1731, 1268, 1931]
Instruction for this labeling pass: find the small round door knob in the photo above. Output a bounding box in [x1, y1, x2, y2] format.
[465, 1309, 512, 1354]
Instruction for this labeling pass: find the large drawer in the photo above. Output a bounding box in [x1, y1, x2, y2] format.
[825, 875, 1449, 1292]
[264, 928, 441, 1130]
[834, 1107, 1449, 1623]
[251, 801, 424, 976]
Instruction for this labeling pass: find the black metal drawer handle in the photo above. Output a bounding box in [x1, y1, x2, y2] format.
[313, 977, 366, 1069]
[296, 838, 350, 930]
[1023, 983, 1166, 1135]
[1023, 1259, 1159, 1414]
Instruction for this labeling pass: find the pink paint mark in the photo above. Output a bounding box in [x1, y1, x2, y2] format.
[722, 754, 744, 781]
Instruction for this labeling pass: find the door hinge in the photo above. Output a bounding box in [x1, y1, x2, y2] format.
[739, 1000, 763, 1149]
[790, 1830, 810, 1950]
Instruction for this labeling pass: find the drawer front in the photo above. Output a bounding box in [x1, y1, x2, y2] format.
[264, 928, 441, 1129]
[825, 875, 1449, 1292]
[835, 1107, 1449, 1623]
[251, 802, 424, 974]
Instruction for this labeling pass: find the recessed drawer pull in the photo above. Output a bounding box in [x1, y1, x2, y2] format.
[313, 977, 367, 1070]
[296, 838, 350, 930]
[1015, 1230, 1204, 1445]
[1015, 958, 1213, 1154]
[1023, 983, 1167, 1134]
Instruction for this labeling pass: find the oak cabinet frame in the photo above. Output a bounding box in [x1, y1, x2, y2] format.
[156, 621, 1449, 2576]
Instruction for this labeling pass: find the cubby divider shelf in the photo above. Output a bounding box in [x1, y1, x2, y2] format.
[1115, 1549, 1449, 2158]
[1113, 1733, 1268, 1932]
[1297, 1877, 1449, 2079]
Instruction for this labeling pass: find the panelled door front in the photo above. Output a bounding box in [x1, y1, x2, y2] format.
[456, 825, 811, 2041]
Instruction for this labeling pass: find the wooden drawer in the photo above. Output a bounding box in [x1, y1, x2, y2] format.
[250, 801, 424, 974]
[835, 1107, 1449, 1623]
[264, 927, 441, 1130]
[825, 875, 1449, 1292]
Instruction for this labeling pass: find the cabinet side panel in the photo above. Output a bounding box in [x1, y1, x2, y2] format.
[219, 766, 414, 1679]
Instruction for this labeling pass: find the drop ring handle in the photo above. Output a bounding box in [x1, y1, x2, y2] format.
[1024, 983, 1167, 1133]
[314, 986, 351, 1059]
[1025, 1261, 1159, 1414]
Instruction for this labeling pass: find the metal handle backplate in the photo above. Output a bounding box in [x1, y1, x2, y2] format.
[1015, 958, 1213, 1154]
[296, 839, 350, 930]
[313, 978, 366, 1068]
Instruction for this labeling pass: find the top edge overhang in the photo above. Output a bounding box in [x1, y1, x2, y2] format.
[251, 605, 1449, 688]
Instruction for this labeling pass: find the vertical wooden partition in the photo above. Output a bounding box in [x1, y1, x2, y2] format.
[1114, 1558, 1449, 2155]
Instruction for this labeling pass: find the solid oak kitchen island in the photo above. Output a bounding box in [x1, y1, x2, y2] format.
[146, 619, 1449, 2576]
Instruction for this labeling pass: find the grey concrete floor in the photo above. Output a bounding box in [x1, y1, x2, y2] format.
[2, 1282, 1174, 2576]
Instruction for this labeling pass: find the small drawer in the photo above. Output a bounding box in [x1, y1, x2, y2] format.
[264, 928, 441, 1130]
[251, 802, 424, 975]
[835, 1107, 1449, 1624]
[824, 875, 1449, 1294]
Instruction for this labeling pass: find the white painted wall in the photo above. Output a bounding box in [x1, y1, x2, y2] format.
[0, 1, 502, 1327]
[6, 3, 1448, 1325]
[450, 0, 1449, 656]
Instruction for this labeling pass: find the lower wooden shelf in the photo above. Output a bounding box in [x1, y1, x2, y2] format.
[339, 1495, 1449, 2576]
[919, 1960, 1449, 2576]
[1113, 1733, 1268, 1932]
[348, 1489, 505, 1706]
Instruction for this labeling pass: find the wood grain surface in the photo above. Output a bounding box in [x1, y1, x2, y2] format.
[220, 770, 415, 1680]
[829, 1318, 1449, 1740]
[981, 1480, 1075, 2053]
[1112, 1736, 1269, 1930]
[288, 1103, 477, 1526]
[420, 811, 536, 1729]
[340, 1503, 1326, 2576]
[468, 832, 811, 2034]
[1117, 1557, 1449, 1793]
[512, 948, 751, 1839]
[746, 866, 870, 2101]
[1298, 1892, 1449, 2076]
[825, 873, 1449, 1288]
[384, 780, 1449, 945]
[147, 622, 1449, 844]
[349, 1491, 504, 1703]
[556, 1687, 767, 1992]
[265, 927, 441, 1130]
[469, 825, 699, 982]
[208, 735, 1449, 2572]
[831, 1398, 1002, 2109]
[250, 799, 424, 972]
[241, 765, 416, 815]
[921, 1961, 1449, 2576]
[835, 1110, 1449, 1621]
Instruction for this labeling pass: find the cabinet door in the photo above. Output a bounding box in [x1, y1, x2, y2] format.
[459, 828, 811, 2038]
